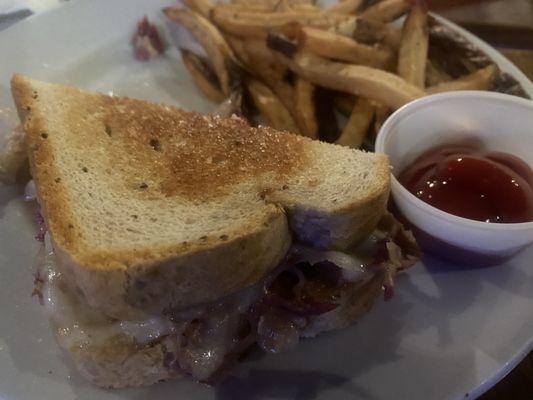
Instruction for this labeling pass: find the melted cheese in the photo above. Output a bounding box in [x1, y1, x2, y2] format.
[289, 243, 372, 282]
[38, 238, 262, 380]
[37, 237, 374, 381]
[40, 238, 179, 348]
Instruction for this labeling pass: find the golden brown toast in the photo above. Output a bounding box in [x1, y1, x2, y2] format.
[11, 74, 389, 319]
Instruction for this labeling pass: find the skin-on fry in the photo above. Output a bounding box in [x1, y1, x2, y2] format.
[220, 2, 318, 12]
[397, 0, 429, 88]
[333, 93, 357, 116]
[240, 39, 316, 136]
[225, 35, 251, 66]
[315, 88, 340, 142]
[163, 7, 236, 95]
[267, 43, 425, 109]
[425, 58, 451, 86]
[331, 17, 401, 49]
[297, 25, 394, 69]
[329, 15, 359, 36]
[248, 58, 292, 102]
[246, 78, 300, 133]
[237, 40, 318, 137]
[382, 26, 402, 50]
[250, 66, 296, 124]
[243, 37, 280, 64]
[227, 35, 282, 77]
[336, 97, 374, 148]
[289, 3, 320, 11]
[294, 78, 318, 138]
[273, 0, 294, 12]
[373, 103, 390, 135]
[360, 0, 411, 23]
[214, 3, 272, 12]
[426, 65, 496, 94]
[326, 0, 363, 14]
[231, 0, 315, 6]
[183, 0, 214, 18]
[241, 38, 296, 112]
[211, 7, 351, 38]
[180, 49, 225, 102]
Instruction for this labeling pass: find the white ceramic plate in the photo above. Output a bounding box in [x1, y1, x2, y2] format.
[0, 1, 532, 399]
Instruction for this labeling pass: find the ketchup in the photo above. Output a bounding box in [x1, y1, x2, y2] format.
[399, 144, 533, 223]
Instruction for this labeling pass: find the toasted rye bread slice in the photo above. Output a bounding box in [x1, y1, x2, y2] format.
[11, 74, 389, 319]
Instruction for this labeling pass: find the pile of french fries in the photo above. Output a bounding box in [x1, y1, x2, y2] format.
[164, 0, 496, 148]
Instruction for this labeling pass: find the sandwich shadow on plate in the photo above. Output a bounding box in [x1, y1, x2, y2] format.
[0, 180, 24, 218]
[215, 369, 366, 400]
[400, 252, 533, 346]
[211, 294, 414, 400]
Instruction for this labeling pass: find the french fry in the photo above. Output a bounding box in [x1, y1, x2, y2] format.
[426, 65, 496, 94]
[239, 38, 311, 133]
[291, 3, 321, 11]
[373, 103, 390, 134]
[180, 50, 225, 102]
[425, 58, 452, 86]
[242, 37, 281, 64]
[294, 78, 318, 138]
[315, 88, 341, 142]
[382, 25, 402, 50]
[268, 45, 425, 109]
[250, 63, 292, 102]
[284, 0, 316, 4]
[397, 0, 429, 88]
[229, 0, 318, 7]
[241, 38, 296, 111]
[171, 0, 504, 149]
[239, 39, 320, 137]
[331, 17, 401, 49]
[326, 0, 363, 14]
[183, 0, 214, 18]
[246, 78, 300, 133]
[227, 35, 283, 77]
[231, 0, 316, 6]
[333, 93, 357, 116]
[249, 64, 294, 106]
[163, 7, 237, 95]
[211, 7, 351, 38]
[221, 2, 318, 12]
[297, 25, 394, 69]
[226, 35, 251, 66]
[329, 15, 358, 36]
[273, 0, 294, 12]
[214, 3, 271, 13]
[336, 97, 374, 148]
[360, 0, 411, 23]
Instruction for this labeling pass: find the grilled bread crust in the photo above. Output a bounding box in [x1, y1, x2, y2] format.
[12, 74, 389, 320]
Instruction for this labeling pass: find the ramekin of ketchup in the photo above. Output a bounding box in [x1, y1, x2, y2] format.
[375, 91, 533, 266]
[399, 144, 533, 224]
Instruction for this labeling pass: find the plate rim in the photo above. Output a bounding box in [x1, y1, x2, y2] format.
[0, 3, 532, 400]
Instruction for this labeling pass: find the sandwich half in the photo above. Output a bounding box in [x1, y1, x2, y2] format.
[11, 74, 419, 388]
